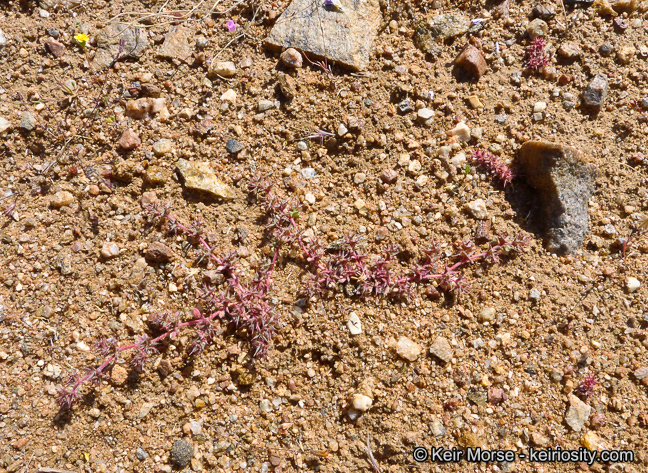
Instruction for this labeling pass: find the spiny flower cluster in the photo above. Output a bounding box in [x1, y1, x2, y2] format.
[524, 37, 549, 71]
[471, 149, 515, 188]
[574, 373, 599, 399]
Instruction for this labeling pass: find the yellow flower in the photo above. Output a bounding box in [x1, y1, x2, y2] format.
[74, 33, 89, 48]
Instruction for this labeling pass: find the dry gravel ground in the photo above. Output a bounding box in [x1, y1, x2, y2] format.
[1, 0, 648, 472]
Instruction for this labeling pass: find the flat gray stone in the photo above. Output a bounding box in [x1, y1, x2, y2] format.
[264, 0, 381, 71]
[414, 13, 470, 55]
[581, 73, 609, 113]
[564, 394, 591, 432]
[158, 26, 192, 62]
[176, 159, 235, 200]
[93, 24, 149, 70]
[518, 140, 597, 255]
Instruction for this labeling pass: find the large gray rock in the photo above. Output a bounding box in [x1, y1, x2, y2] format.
[264, 0, 381, 71]
[518, 140, 597, 254]
[414, 13, 470, 55]
[93, 24, 149, 70]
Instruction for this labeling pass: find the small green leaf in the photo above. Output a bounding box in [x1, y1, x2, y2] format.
[465, 164, 471, 175]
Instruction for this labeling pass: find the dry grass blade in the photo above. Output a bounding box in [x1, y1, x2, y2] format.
[362, 437, 381, 473]
[108, 0, 246, 29]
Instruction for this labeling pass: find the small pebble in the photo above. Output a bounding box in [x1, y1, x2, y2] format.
[280, 48, 302, 68]
[118, 129, 141, 150]
[136, 447, 148, 461]
[258, 100, 274, 111]
[467, 95, 484, 109]
[210, 61, 236, 77]
[448, 122, 471, 141]
[221, 89, 237, 103]
[152, 138, 173, 156]
[626, 277, 641, 293]
[50, 191, 74, 208]
[465, 199, 488, 219]
[429, 337, 453, 363]
[110, 365, 128, 385]
[225, 138, 244, 154]
[19, 112, 37, 131]
[395, 336, 422, 362]
[533, 102, 547, 113]
[170, 440, 193, 468]
[350, 393, 372, 412]
[347, 312, 362, 334]
[527, 18, 547, 39]
[101, 242, 120, 258]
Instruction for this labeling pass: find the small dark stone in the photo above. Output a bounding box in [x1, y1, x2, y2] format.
[641, 97, 648, 108]
[455, 44, 488, 79]
[380, 168, 399, 184]
[488, 387, 508, 405]
[157, 359, 173, 377]
[170, 439, 193, 468]
[136, 447, 148, 461]
[397, 99, 414, 114]
[226, 138, 244, 154]
[363, 98, 374, 107]
[144, 242, 174, 263]
[47, 28, 60, 38]
[581, 73, 609, 113]
[236, 225, 249, 242]
[599, 43, 614, 56]
[613, 18, 628, 32]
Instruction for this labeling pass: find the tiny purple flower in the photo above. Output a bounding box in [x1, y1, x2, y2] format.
[226, 20, 238, 33]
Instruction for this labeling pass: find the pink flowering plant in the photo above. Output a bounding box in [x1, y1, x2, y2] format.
[57, 177, 527, 410]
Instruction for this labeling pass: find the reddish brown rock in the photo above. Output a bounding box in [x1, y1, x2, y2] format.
[456, 44, 488, 79]
[110, 364, 128, 385]
[380, 168, 399, 184]
[277, 72, 297, 100]
[144, 242, 174, 263]
[280, 48, 302, 68]
[118, 129, 141, 150]
[43, 37, 65, 57]
[488, 387, 508, 404]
